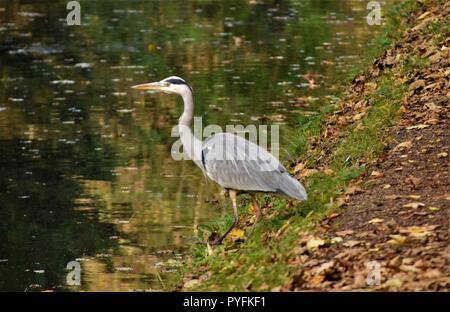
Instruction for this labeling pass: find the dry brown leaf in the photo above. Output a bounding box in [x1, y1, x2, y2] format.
[409, 79, 425, 91]
[300, 169, 319, 177]
[406, 176, 421, 187]
[322, 167, 334, 175]
[293, 162, 306, 174]
[331, 237, 343, 244]
[393, 141, 413, 152]
[335, 230, 354, 237]
[399, 225, 438, 238]
[229, 228, 245, 241]
[352, 112, 365, 121]
[343, 240, 360, 247]
[370, 170, 384, 178]
[385, 194, 401, 200]
[384, 278, 403, 288]
[368, 218, 384, 224]
[403, 202, 425, 209]
[406, 124, 430, 130]
[387, 235, 407, 246]
[345, 186, 362, 196]
[309, 274, 325, 286]
[306, 238, 326, 250]
[417, 11, 431, 20]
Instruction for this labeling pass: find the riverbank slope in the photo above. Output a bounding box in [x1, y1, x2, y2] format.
[179, 0, 449, 291]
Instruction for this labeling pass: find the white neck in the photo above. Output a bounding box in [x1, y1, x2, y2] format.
[178, 90, 203, 168]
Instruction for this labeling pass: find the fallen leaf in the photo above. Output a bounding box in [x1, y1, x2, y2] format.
[335, 230, 354, 237]
[403, 202, 425, 209]
[399, 225, 438, 238]
[306, 238, 326, 250]
[293, 162, 306, 174]
[331, 237, 343, 244]
[300, 168, 319, 177]
[322, 167, 334, 175]
[388, 256, 402, 267]
[393, 141, 413, 152]
[345, 186, 362, 196]
[229, 228, 245, 241]
[384, 278, 403, 288]
[437, 152, 448, 158]
[423, 269, 443, 279]
[409, 79, 425, 91]
[343, 240, 360, 247]
[406, 176, 421, 187]
[309, 274, 325, 286]
[385, 195, 401, 200]
[206, 243, 214, 256]
[387, 235, 407, 246]
[400, 265, 421, 273]
[370, 170, 384, 178]
[327, 212, 341, 220]
[368, 218, 384, 224]
[352, 112, 365, 121]
[417, 11, 431, 20]
[406, 124, 430, 130]
[184, 279, 200, 289]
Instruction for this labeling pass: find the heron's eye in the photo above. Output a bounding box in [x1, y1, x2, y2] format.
[163, 82, 170, 87]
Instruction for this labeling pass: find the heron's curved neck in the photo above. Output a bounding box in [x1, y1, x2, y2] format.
[178, 90, 202, 167]
[179, 92, 194, 127]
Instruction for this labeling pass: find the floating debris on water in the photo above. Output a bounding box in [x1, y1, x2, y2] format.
[51, 80, 75, 85]
[74, 62, 92, 69]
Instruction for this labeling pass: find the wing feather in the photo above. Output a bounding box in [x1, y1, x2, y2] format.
[201, 133, 307, 200]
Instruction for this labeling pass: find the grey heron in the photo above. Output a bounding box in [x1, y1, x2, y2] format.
[132, 76, 307, 244]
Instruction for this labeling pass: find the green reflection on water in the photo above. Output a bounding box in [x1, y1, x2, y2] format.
[0, 0, 378, 291]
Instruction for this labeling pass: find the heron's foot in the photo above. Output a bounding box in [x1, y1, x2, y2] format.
[207, 232, 223, 246]
[207, 219, 239, 245]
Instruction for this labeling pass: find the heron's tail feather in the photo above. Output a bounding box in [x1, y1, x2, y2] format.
[278, 174, 308, 201]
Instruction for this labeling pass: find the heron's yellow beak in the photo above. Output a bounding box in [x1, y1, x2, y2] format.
[131, 81, 166, 91]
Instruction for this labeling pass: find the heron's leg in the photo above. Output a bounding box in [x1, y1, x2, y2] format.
[210, 189, 239, 245]
[246, 194, 263, 239]
[220, 189, 230, 218]
[251, 194, 262, 223]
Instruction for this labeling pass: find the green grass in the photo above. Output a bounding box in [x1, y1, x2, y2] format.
[175, 0, 426, 291]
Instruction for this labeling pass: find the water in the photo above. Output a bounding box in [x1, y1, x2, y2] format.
[0, 0, 380, 291]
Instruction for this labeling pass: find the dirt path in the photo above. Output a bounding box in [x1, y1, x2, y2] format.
[288, 0, 449, 291]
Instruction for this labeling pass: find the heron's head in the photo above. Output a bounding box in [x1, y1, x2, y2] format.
[131, 76, 192, 96]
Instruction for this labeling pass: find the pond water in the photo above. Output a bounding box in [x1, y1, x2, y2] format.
[0, 0, 382, 291]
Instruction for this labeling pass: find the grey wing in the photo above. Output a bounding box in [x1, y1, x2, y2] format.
[201, 133, 307, 200]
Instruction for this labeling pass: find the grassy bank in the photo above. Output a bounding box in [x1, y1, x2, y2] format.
[177, 0, 440, 291]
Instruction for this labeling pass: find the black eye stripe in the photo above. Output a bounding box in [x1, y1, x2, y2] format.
[166, 78, 186, 85]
